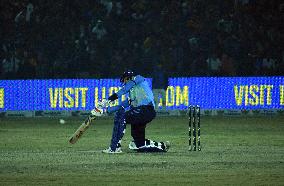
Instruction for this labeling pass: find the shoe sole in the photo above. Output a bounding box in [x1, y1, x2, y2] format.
[102, 150, 123, 154]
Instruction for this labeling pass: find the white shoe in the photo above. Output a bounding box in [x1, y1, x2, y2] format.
[128, 141, 138, 150]
[164, 141, 171, 152]
[102, 147, 123, 154]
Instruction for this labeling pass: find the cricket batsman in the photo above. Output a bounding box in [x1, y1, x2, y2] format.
[92, 70, 170, 153]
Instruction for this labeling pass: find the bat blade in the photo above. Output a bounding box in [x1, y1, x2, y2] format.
[69, 115, 96, 144]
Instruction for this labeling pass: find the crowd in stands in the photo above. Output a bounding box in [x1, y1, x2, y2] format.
[1, 0, 283, 83]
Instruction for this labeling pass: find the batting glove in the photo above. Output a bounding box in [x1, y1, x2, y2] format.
[98, 99, 111, 108]
[91, 107, 104, 117]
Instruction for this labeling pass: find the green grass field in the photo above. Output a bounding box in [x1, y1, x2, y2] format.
[0, 115, 284, 186]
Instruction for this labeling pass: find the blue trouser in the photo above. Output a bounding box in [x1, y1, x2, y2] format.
[110, 108, 126, 151]
[110, 105, 166, 152]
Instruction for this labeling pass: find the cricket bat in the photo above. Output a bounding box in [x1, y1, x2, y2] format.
[69, 114, 96, 144]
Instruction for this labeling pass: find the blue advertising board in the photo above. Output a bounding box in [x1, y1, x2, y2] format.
[0, 77, 283, 111]
[0, 79, 151, 111]
[167, 77, 284, 109]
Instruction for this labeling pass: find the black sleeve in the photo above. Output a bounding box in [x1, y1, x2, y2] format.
[108, 93, 118, 101]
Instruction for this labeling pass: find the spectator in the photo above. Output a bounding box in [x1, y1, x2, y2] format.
[2, 52, 21, 79]
[207, 53, 221, 76]
[25, 3, 34, 22]
[0, 1, 282, 79]
[92, 20, 107, 40]
[220, 53, 236, 76]
[152, 63, 167, 110]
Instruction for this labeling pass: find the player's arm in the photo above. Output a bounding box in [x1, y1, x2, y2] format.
[108, 75, 145, 101]
[106, 99, 130, 113]
[91, 99, 130, 116]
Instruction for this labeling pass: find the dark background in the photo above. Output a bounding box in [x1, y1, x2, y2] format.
[0, 0, 283, 81]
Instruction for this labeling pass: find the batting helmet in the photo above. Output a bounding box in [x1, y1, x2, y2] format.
[120, 69, 135, 83]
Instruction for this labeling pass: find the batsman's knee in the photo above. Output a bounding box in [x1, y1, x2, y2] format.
[114, 107, 125, 122]
[115, 107, 125, 117]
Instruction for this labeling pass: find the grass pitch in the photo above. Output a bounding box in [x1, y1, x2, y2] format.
[0, 115, 284, 186]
